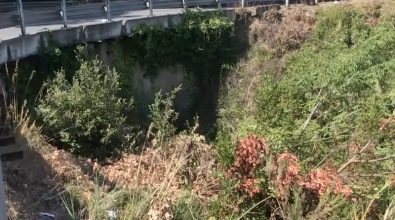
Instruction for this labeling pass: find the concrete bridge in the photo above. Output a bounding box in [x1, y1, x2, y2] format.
[0, 0, 287, 65]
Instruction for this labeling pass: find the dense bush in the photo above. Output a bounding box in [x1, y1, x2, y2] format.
[255, 6, 395, 167]
[216, 3, 395, 219]
[37, 58, 133, 158]
[249, 7, 315, 56]
[218, 5, 394, 168]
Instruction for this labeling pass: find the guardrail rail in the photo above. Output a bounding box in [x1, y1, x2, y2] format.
[0, 0, 291, 35]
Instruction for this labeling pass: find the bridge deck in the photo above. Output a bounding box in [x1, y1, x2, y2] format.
[0, 8, 184, 42]
[0, 0, 285, 64]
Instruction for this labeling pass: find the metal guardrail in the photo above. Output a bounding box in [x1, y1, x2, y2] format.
[0, 0, 287, 35]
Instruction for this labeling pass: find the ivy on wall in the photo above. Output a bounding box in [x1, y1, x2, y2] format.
[125, 10, 237, 82]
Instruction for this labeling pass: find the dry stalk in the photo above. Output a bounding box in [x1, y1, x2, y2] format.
[337, 140, 372, 173]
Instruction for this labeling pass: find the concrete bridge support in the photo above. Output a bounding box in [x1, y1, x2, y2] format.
[0, 9, 236, 65]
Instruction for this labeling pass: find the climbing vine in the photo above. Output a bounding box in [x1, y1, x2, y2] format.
[125, 10, 237, 81]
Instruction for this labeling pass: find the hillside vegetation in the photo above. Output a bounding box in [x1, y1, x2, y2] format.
[217, 0, 395, 218]
[4, 1, 395, 219]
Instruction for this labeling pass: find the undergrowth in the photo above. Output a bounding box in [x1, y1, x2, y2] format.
[216, 1, 395, 219]
[4, 2, 395, 219]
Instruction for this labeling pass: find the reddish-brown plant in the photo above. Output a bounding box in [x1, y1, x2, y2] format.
[300, 167, 352, 198]
[240, 178, 262, 198]
[229, 135, 270, 178]
[229, 135, 269, 197]
[228, 135, 353, 200]
[273, 152, 301, 198]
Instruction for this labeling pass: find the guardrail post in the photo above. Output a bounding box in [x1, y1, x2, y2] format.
[16, 0, 26, 36]
[217, 0, 221, 9]
[106, 0, 112, 21]
[61, 0, 68, 28]
[182, 0, 187, 9]
[285, 0, 289, 7]
[241, 0, 245, 8]
[149, 0, 153, 17]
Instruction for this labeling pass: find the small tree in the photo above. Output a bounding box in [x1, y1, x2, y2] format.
[37, 58, 133, 158]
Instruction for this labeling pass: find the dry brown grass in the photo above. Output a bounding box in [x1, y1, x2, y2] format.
[5, 63, 218, 219]
[96, 133, 216, 197]
[65, 131, 218, 219]
[7, 115, 219, 219]
[249, 5, 316, 56]
[335, 0, 395, 25]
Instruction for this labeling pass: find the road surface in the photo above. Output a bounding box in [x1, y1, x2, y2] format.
[0, 8, 186, 42]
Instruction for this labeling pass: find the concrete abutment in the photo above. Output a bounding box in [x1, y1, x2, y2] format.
[0, 9, 236, 65]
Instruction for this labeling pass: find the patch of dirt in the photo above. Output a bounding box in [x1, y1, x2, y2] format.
[5, 135, 69, 219]
[5, 131, 94, 219]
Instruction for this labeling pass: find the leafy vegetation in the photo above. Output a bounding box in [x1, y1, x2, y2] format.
[255, 7, 394, 167]
[36, 57, 134, 158]
[32, 10, 235, 158]
[149, 86, 181, 143]
[216, 2, 395, 219]
[5, 2, 395, 219]
[129, 9, 236, 79]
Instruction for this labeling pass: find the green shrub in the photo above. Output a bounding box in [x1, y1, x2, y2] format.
[255, 11, 395, 167]
[215, 5, 395, 217]
[173, 194, 205, 220]
[215, 45, 270, 167]
[148, 86, 181, 143]
[37, 58, 133, 158]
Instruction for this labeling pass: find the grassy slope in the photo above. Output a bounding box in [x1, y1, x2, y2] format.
[216, 0, 395, 219]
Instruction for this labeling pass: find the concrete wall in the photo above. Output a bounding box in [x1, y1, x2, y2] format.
[41, 26, 84, 48]
[0, 44, 7, 64]
[132, 63, 195, 117]
[124, 14, 184, 35]
[84, 21, 123, 42]
[83, 40, 196, 124]
[0, 9, 236, 64]
[6, 34, 41, 62]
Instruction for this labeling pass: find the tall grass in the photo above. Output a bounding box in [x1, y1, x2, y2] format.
[2, 62, 44, 144]
[59, 86, 207, 219]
